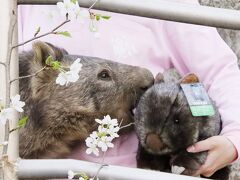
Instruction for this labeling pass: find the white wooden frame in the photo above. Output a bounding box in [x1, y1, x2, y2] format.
[1, 0, 240, 179]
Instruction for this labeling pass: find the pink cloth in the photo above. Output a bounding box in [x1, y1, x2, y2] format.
[18, 0, 240, 167]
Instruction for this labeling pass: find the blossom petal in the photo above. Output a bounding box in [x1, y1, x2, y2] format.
[86, 148, 93, 155]
[68, 170, 75, 179]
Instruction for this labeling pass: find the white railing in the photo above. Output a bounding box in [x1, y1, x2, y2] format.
[18, 0, 240, 30]
[1, 0, 240, 179]
[18, 159, 202, 179]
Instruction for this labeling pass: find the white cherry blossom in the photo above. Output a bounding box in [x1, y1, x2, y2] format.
[97, 136, 114, 152]
[0, 141, 8, 146]
[56, 71, 78, 86]
[57, 0, 75, 17]
[69, 1, 81, 20]
[70, 58, 82, 73]
[56, 58, 82, 86]
[95, 115, 118, 127]
[107, 126, 119, 138]
[85, 115, 120, 156]
[57, 0, 89, 21]
[90, 131, 98, 139]
[0, 108, 13, 125]
[68, 170, 75, 179]
[86, 142, 99, 156]
[10, 94, 25, 112]
[85, 135, 97, 148]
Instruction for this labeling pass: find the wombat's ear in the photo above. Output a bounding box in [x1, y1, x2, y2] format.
[154, 73, 164, 84]
[32, 41, 68, 67]
[180, 73, 199, 84]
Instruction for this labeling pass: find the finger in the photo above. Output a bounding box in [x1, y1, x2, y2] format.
[187, 137, 216, 153]
[194, 162, 216, 177]
[195, 151, 219, 177]
[202, 170, 215, 177]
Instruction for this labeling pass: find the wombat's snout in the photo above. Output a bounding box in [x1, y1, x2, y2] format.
[145, 133, 164, 152]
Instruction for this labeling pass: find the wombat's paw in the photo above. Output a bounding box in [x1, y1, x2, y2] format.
[170, 151, 207, 176]
[171, 160, 199, 176]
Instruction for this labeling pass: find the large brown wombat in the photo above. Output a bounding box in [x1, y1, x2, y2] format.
[19, 41, 154, 159]
[134, 69, 231, 179]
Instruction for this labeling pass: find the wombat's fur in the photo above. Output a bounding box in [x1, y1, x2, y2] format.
[19, 41, 154, 159]
[134, 69, 230, 179]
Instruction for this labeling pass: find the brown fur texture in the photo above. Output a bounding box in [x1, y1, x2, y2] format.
[134, 69, 230, 179]
[19, 41, 154, 159]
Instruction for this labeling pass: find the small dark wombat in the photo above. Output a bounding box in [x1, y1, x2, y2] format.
[19, 41, 154, 159]
[134, 69, 230, 179]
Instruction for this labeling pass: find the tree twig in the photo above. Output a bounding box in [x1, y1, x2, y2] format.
[0, 62, 6, 67]
[10, 66, 46, 83]
[92, 164, 108, 180]
[120, 122, 134, 130]
[2, 14, 17, 156]
[2, 8, 69, 157]
[9, 127, 19, 134]
[88, 0, 99, 11]
[12, 18, 70, 49]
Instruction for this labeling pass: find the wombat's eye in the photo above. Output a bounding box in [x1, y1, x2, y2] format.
[174, 119, 179, 124]
[98, 70, 111, 80]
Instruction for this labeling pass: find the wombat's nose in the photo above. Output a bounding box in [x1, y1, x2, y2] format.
[145, 133, 163, 152]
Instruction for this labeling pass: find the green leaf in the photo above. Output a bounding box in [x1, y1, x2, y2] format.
[45, 56, 61, 70]
[71, 0, 77, 3]
[18, 116, 28, 127]
[56, 31, 72, 38]
[79, 172, 88, 179]
[9, 116, 28, 133]
[51, 61, 61, 70]
[101, 15, 111, 20]
[45, 56, 54, 66]
[34, 26, 41, 37]
[95, 14, 101, 21]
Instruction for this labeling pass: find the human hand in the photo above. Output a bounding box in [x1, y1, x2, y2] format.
[187, 136, 237, 177]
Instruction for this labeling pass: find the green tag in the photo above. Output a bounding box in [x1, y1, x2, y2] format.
[180, 83, 215, 117]
[190, 105, 215, 116]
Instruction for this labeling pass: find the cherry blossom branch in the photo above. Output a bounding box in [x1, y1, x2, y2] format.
[2, 12, 69, 157]
[3, 2, 101, 156]
[88, 0, 99, 11]
[2, 13, 17, 156]
[3, 15, 70, 155]
[120, 122, 134, 130]
[12, 18, 70, 49]
[92, 164, 108, 180]
[10, 66, 47, 84]
[0, 62, 6, 67]
[92, 152, 107, 180]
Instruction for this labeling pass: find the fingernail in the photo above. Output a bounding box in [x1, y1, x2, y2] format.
[187, 145, 195, 152]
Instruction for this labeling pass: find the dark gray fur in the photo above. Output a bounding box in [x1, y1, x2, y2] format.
[134, 69, 230, 179]
[19, 41, 154, 159]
